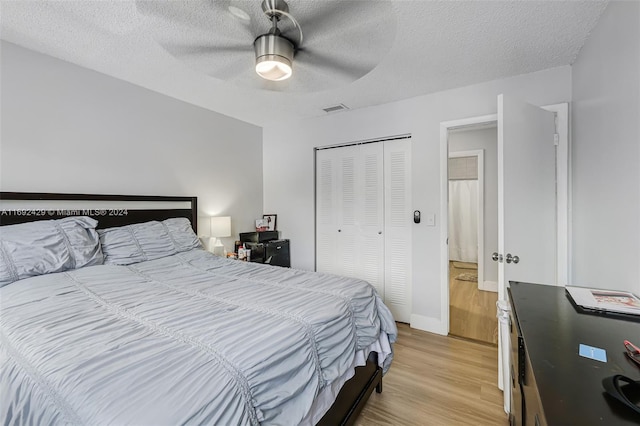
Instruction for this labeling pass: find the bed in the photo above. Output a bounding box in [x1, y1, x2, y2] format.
[0, 192, 397, 425]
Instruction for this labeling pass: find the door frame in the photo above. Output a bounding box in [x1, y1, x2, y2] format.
[438, 103, 569, 335]
[447, 149, 486, 291]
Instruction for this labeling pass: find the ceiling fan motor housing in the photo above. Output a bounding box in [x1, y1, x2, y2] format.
[254, 34, 294, 81]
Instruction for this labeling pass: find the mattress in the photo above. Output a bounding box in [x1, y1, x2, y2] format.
[0, 249, 397, 425]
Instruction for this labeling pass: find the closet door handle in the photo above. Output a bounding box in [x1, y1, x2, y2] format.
[338, 229, 341, 232]
[378, 231, 382, 235]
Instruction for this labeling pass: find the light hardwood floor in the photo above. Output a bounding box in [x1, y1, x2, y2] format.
[356, 323, 508, 426]
[449, 262, 498, 345]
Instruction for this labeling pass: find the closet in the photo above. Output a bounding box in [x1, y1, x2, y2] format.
[315, 138, 412, 322]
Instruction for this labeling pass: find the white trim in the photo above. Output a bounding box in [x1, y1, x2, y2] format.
[541, 103, 570, 286]
[441, 114, 498, 131]
[448, 149, 485, 291]
[410, 314, 447, 335]
[479, 280, 498, 292]
[497, 97, 506, 302]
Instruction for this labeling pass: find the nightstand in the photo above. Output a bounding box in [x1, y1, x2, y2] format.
[243, 239, 290, 268]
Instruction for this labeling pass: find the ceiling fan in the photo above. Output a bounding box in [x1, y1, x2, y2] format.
[253, 0, 300, 81]
[135, 0, 397, 92]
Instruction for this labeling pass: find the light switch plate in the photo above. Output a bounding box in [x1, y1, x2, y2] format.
[426, 213, 436, 226]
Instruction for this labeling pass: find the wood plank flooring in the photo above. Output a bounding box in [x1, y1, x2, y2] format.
[356, 323, 508, 426]
[449, 262, 499, 345]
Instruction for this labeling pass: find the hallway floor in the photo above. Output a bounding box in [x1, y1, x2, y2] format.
[449, 261, 498, 345]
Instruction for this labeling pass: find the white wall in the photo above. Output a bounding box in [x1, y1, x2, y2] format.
[0, 42, 263, 252]
[449, 127, 498, 286]
[571, 1, 640, 294]
[264, 66, 571, 329]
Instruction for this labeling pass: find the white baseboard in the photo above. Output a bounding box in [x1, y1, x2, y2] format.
[410, 314, 447, 336]
[479, 280, 498, 292]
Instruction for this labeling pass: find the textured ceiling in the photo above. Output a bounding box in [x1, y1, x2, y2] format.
[0, 0, 608, 127]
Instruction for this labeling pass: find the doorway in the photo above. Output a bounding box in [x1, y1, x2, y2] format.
[439, 102, 569, 338]
[448, 128, 498, 345]
[440, 100, 569, 410]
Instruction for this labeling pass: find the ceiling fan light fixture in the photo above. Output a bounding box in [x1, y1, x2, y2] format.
[254, 33, 294, 81]
[255, 56, 292, 81]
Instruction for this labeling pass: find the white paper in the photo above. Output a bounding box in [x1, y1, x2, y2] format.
[566, 286, 640, 316]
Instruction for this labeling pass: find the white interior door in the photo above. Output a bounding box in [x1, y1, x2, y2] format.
[497, 94, 557, 299]
[496, 94, 557, 404]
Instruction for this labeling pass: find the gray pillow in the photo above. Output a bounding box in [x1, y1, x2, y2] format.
[99, 218, 201, 265]
[163, 218, 202, 252]
[0, 216, 103, 287]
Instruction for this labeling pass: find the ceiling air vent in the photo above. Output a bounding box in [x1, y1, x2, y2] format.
[322, 104, 350, 114]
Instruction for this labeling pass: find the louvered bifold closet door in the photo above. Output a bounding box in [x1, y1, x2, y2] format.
[352, 143, 384, 295]
[316, 148, 338, 274]
[383, 139, 412, 323]
[315, 144, 384, 293]
[316, 140, 410, 322]
[336, 146, 358, 278]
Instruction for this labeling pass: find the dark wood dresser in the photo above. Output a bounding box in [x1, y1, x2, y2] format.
[508, 281, 640, 425]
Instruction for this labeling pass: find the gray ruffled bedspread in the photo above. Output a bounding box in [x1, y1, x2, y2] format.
[0, 249, 397, 425]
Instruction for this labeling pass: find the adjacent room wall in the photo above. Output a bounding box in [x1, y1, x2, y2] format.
[449, 126, 499, 289]
[571, 1, 640, 294]
[263, 66, 571, 332]
[0, 41, 263, 252]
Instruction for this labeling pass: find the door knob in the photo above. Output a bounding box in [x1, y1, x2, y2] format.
[505, 253, 520, 264]
[492, 252, 503, 262]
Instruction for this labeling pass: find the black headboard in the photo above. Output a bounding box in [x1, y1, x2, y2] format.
[0, 192, 198, 233]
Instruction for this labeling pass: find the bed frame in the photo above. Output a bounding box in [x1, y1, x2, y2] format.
[0, 192, 199, 232]
[0, 191, 383, 425]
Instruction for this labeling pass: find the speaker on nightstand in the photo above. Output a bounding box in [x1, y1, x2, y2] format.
[265, 240, 290, 268]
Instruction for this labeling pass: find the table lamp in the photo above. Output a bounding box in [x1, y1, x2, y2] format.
[210, 216, 231, 256]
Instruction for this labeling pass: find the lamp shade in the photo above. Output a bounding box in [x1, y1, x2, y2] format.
[210, 216, 231, 238]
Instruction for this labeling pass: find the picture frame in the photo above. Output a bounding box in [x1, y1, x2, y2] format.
[262, 214, 277, 231]
[255, 219, 267, 232]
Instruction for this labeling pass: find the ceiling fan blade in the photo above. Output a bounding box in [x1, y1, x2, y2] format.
[208, 57, 256, 82]
[212, 66, 288, 92]
[293, 1, 361, 41]
[280, 0, 396, 90]
[136, 0, 258, 43]
[295, 47, 372, 81]
[137, 1, 223, 33]
[162, 43, 252, 57]
[292, 1, 393, 45]
[137, 0, 260, 80]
